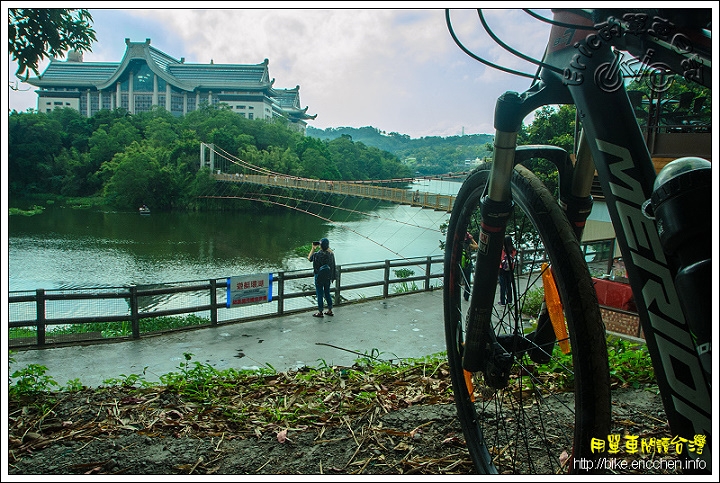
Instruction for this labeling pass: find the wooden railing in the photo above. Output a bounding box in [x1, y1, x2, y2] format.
[9, 238, 617, 349]
[8, 256, 444, 348]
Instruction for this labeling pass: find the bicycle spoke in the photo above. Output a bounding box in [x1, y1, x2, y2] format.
[444, 163, 609, 474]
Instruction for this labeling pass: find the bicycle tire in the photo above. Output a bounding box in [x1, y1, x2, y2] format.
[444, 162, 611, 474]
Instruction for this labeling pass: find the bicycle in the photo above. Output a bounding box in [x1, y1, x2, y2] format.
[443, 9, 712, 474]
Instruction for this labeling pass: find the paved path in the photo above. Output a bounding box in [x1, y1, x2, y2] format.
[8, 291, 447, 388]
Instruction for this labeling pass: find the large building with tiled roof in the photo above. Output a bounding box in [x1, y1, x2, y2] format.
[25, 38, 316, 133]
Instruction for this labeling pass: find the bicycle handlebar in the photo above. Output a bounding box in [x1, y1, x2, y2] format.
[451, 9, 712, 90]
[553, 9, 712, 89]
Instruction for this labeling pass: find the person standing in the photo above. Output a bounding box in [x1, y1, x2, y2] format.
[308, 237, 336, 317]
[498, 235, 517, 306]
[461, 231, 478, 301]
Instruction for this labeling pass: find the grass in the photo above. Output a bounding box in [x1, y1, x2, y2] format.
[529, 335, 655, 391]
[9, 335, 655, 402]
[9, 349, 456, 434]
[9, 336, 655, 391]
[8, 205, 45, 216]
[11, 194, 107, 210]
[606, 335, 656, 387]
[7, 339, 657, 470]
[9, 314, 211, 341]
[392, 268, 419, 294]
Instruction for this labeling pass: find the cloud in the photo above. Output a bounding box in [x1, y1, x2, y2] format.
[7, 7, 552, 138]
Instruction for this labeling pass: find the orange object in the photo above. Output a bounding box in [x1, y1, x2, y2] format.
[541, 263, 570, 354]
[463, 369, 476, 402]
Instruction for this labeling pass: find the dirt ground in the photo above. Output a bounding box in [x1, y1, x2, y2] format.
[7, 376, 681, 477]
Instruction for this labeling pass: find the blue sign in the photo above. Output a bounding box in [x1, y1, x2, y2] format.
[227, 273, 272, 308]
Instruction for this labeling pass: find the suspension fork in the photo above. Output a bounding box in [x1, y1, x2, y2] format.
[461, 128, 515, 377]
[461, 93, 521, 376]
[461, 85, 587, 378]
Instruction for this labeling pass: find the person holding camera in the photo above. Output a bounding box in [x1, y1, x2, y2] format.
[308, 238, 336, 317]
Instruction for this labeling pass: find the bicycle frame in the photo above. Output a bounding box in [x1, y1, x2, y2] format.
[472, 9, 711, 468]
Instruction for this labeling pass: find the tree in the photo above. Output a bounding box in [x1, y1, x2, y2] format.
[521, 104, 576, 153]
[8, 8, 96, 81]
[48, 107, 92, 151]
[299, 147, 330, 178]
[8, 112, 64, 195]
[102, 143, 175, 210]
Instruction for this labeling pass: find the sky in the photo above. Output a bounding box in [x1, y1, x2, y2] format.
[5, 4, 562, 138]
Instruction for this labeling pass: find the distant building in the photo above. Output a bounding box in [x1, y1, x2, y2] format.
[25, 38, 316, 133]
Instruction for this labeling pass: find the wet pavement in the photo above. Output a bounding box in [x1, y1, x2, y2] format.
[8, 291, 447, 388]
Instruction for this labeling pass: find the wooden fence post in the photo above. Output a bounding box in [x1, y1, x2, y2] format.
[383, 260, 390, 298]
[334, 265, 342, 305]
[36, 289, 46, 346]
[425, 256, 432, 291]
[129, 285, 140, 339]
[210, 279, 218, 325]
[277, 272, 285, 315]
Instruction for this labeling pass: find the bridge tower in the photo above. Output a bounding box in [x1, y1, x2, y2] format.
[200, 143, 216, 172]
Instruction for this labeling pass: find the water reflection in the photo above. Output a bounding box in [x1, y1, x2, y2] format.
[9, 196, 452, 292]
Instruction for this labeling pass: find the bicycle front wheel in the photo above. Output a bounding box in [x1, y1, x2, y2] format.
[444, 162, 611, 474]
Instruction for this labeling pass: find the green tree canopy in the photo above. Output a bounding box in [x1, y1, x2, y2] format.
[8, 104, 415, 210]
[102, 143, 176, 210]
[8, 112, 63, 194]
[8, 8, 96, 80]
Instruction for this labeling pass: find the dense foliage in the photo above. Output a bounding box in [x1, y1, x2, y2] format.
[307, 109, 574, 191]
[8, 105, 414, 211]
[308, 126, 494, 176]
[8, 8, 97, 80]
[7, 103, 579, 212]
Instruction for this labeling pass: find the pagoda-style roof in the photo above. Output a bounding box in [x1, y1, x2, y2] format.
[170, 60, 272, 91]
[26, 40, 311, 120]
[28, 60, 120, 88]
[273, 85, 317, 120]
[94, 39, 193, 91]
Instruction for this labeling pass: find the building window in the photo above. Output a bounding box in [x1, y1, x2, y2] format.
[134, 94, 153, 112]
[133, 64, 154, 92]
[171, 95, 183, 114]
[237, 105, 245, 109]
[248, 113, 253, 120]
[90, 93, 99, 115]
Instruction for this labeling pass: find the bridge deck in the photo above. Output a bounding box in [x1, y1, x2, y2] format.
[213, 173, 456, 212]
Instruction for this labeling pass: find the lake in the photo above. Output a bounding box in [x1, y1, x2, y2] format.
[8, 179, 462, 292]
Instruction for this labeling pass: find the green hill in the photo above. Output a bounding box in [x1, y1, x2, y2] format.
[307, 126, 494, 176]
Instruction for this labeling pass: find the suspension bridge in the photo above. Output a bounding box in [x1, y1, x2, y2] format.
[199, 142, 460, 212]
[194, 142, 621, 251]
